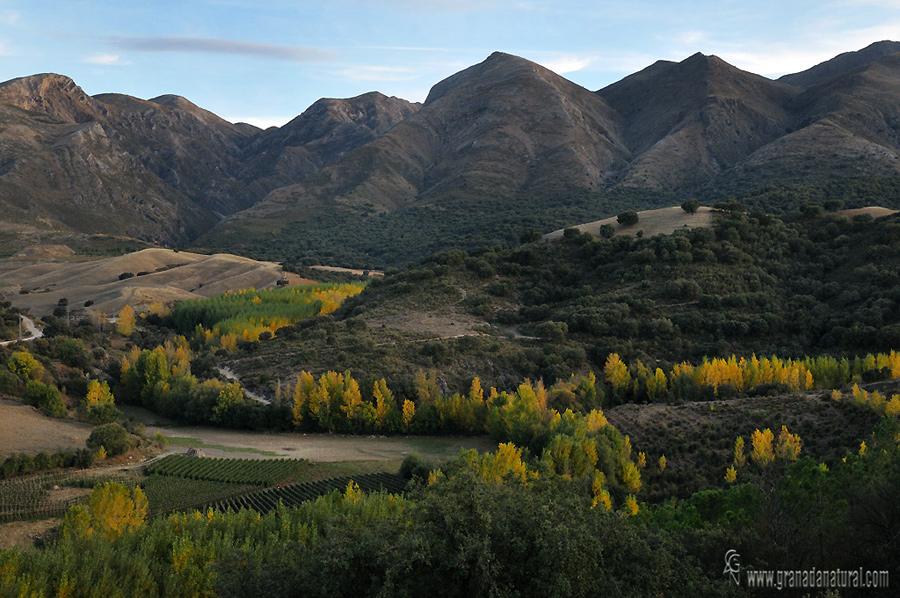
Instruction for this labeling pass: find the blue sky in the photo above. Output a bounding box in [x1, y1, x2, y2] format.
[0, 0, 898, 128]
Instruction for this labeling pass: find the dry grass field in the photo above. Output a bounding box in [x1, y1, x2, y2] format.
[543, 206, 715, 240]
[0, 399, 94, 456]
[0, 247, 313, 316]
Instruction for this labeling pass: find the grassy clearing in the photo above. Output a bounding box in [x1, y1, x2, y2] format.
[163, 436, 282, 457]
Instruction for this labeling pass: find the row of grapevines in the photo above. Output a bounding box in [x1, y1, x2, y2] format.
[139, 475, 257, 517]
[0, 472, 110, 523]
[210, 473, 407, 514]
[145, 455, 310, 486]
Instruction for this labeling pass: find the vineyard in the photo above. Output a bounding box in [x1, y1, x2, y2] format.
[144, 455, 311, 486]
[139, 476, 257, 517]
[210, 473, 407, 514]
[0, 472, 94, 523]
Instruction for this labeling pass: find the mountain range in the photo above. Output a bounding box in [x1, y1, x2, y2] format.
[2, 41, 900, 265]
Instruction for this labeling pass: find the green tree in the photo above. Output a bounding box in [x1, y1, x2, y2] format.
[681, 199, 700, 214]
[87, 423, 132, 456]
[617, 210, 639, 226]
[23, 380, 66, 418]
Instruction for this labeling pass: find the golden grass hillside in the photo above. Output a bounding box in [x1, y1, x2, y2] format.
[0, 248, 312, 316]
[544, 206, 715, 240]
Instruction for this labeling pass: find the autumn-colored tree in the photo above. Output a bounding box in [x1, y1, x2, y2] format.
[373, 378, 399, 433]
[7, 350, 43, 381]
[658, 455, 667, 472]
[62, 482, 148, 541]
[116, 304, 136, 335]
[751, 428, 775, 466]
[646, 367, 668, 401]
[292, 371, 316, 427]
[84, 380, 115, 408]
[604, 354, 632, 400]
[474, 443, 533, 484]
[413, 370, 440, 404]
[733, 436, 746, 468]
[775, 425, 802, 462]
[401, 399, 416, 433]
[724, 465, 737, 483]
[623, 495, 639, 516]
[620, 461, 642, 493]
[637, 452, 647, 469]
[591, 471, 612, 510]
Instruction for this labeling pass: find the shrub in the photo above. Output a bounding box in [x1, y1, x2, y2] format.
[87, 423, 132, 456]
[23, 380, 66, 418]
[617, 211, 639, 226]
[681, 199, 700, 214]
[399, 453, 434, 481]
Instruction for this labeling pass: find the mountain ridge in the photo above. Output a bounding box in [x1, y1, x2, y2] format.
[2, 41, 900, 264]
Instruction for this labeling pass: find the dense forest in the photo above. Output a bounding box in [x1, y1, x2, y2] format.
[217, 204, 900, 400]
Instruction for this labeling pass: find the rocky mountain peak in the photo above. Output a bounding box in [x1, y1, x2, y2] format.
[0, 73, 106, 122]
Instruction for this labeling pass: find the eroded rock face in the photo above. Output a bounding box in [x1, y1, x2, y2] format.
[0, 75, 418, 245]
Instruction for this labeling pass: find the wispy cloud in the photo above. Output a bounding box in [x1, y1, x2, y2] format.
[672, 30, 707, 47]
[85, 54, 128, 66]
[537, 55, 595, 74]
[700, 18, 900, 77]
[0, 10, 19, 25]
[107, 36, 334, 62]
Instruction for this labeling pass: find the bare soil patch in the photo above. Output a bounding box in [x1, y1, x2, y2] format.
[0, 518, 59, 550]
[544, 205, 714, 240]
[368, 310, 485, 339]
[0, 399, 93, 456]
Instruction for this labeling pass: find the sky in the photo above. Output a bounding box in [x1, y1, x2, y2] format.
[0, 1, 898, 129]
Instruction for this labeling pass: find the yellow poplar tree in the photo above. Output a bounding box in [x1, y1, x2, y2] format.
[775, 425, 802, 462]
[63, 482, 148, 541]
[401, 399, 416, 432]
[733, 437, 746, 468]
[591, 471, 612, 510]
[620, 461, 642, 493]
[623, 495, 639, 516]
[751, 428, 775, 466]
[84, 380, 115, 407]
[725, 466, 737, 483]
[116, 305, 136, 336]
